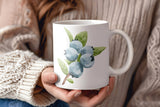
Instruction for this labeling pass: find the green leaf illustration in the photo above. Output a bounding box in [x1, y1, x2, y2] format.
[65, 59, 73, 65]
[67, 78, 74, 84]
[58, 58, 68, 75]
[93, 47, 106, 56]
[64, 28, 73, 42]
[75, 31, 88, 47]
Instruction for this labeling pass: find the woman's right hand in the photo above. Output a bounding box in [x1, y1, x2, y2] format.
[41, 67, 82, 103]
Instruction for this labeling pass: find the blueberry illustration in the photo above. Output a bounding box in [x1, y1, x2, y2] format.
[64, 48, 78, 61]
[70, 40, 83, 53]
[69, 62, 83, 78]
[80, 54, 94, 68]
[80, 46, 94, 55]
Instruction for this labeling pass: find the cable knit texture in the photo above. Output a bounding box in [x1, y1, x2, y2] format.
[0, 25, 56, 106]
[0, 0, 56, 106]
[0, 50, 55, 106]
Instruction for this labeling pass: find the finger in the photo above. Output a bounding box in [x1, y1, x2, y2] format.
[74, 77, 115, 107]
[46, 84, 81, 103]
[42, 69, 82, 103]
[87, 77, 115, 106]
[74, 86, 109, 107]
[73, 94, 90, 107]
[88, 86, 109, 106]
[108, 77, 115, 94]
[42, 68, 58, 85]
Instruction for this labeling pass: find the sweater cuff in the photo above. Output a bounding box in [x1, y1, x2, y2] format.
[17, 59, 56, 106]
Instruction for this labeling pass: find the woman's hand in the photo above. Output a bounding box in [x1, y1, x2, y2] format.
[73, 77, 115, 107]
[40, 67, 115, 106]
[41, 67, 82, 103]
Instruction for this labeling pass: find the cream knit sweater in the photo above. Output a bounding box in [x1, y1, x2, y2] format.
[0, 0, 160, 107]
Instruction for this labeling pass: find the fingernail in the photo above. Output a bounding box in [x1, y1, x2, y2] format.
[74, 91, 81, 97]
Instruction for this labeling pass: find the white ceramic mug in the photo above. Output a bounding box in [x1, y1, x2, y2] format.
[53, 20, 133, 90]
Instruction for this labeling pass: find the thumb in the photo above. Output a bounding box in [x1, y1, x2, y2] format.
[41, 67, 58, 85]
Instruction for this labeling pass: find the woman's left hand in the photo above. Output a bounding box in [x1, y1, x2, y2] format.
[73, 77, 115, 107]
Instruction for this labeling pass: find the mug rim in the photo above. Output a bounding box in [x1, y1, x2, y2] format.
[53, 20, 108, 26]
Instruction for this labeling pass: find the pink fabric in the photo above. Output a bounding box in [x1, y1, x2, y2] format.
[0, 0, 19, 28]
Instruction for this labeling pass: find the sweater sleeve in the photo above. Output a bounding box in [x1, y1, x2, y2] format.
[128, 1, 160, 107]
[0, 26, 56, 106]
[0, 0, 57, 106]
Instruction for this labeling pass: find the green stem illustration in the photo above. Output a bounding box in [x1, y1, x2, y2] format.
[77, 54, 81, 62]
[62, 74, 70, 85]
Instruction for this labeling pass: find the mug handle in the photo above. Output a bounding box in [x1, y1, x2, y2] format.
[109, 29, 134, 76]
